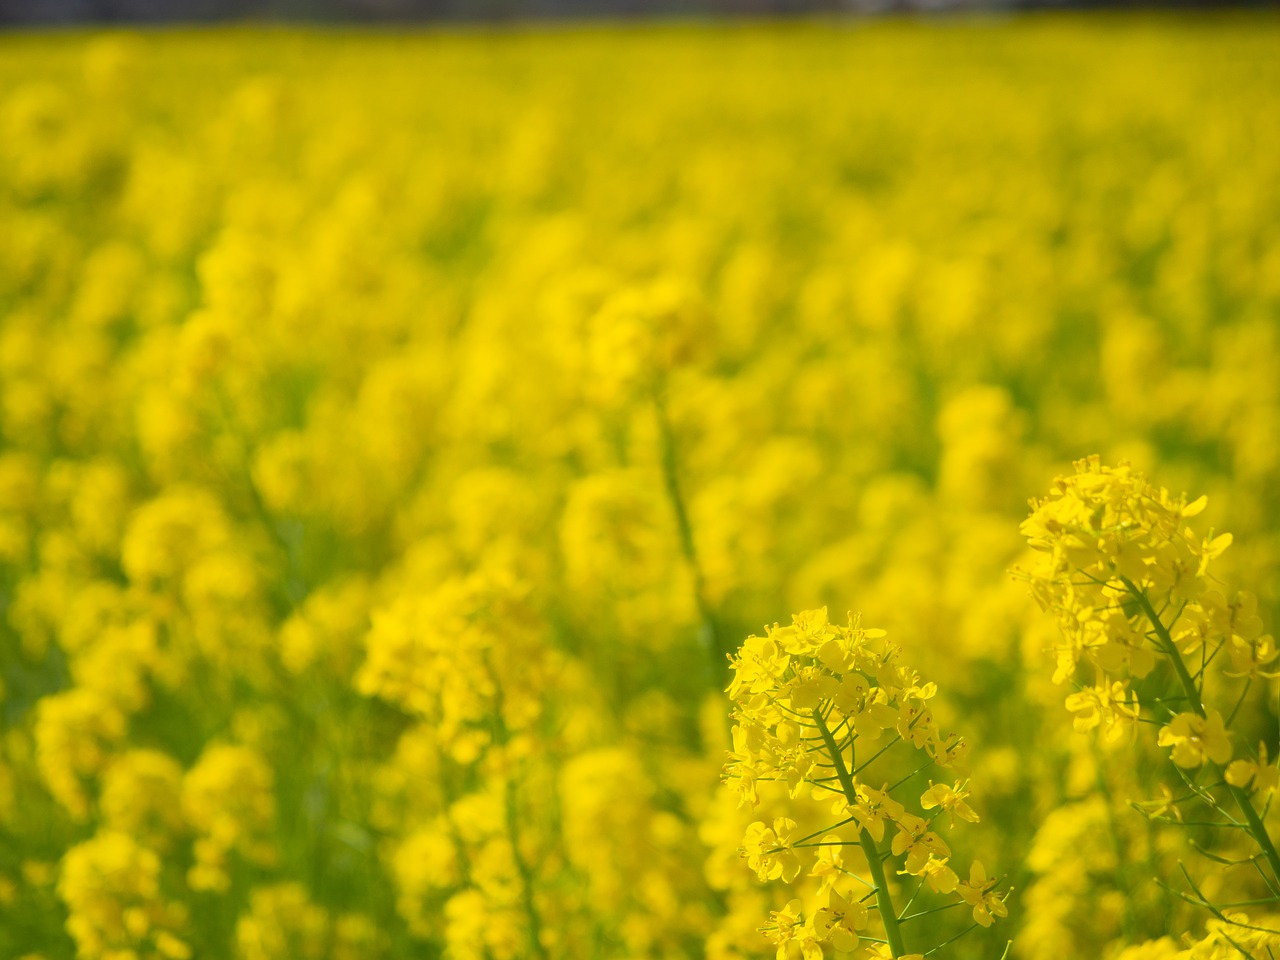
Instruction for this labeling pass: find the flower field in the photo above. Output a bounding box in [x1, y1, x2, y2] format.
[1, 15, 1278, 959]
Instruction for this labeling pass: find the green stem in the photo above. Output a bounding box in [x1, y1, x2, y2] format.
[1123, 578, 1280, 891]
[485, 657, 551, 960]
[1091, 742, 1140, 940]
[654, 387, 723, 674]
[814, 711, 907, 957]
[504, 775, 551, 960]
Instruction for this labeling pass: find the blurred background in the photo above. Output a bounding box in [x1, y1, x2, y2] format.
[2, 2, 1278, 958]
[1, 0, 1271, 26]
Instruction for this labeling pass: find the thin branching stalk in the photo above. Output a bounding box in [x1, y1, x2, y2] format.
[814, 711, 907, 957]
[1122, 577, 1280, 889]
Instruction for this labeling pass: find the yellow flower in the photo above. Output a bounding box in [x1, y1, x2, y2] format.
[891, 812, 951, 876]
[849, 785, 905, 845]
[235, 883, 328, 960]
[182, 743, 276, 891]
[742, 818, 802, 883]
[34, 687, 126, 821]
[1225, 743, 1279, 795]
[99, 750, 185, 851]
[916, 855, 959, 894]
[919, 780, 979, 828]
[761, 900, 821, 960]
[1063, 681, 1139, 742]
[57, 830, 189, 960]
[957, 861, 1007, 928]
[807, 835, 845, 893]
[812, 888, 867, 952]
[1157, 710, 1233, 769]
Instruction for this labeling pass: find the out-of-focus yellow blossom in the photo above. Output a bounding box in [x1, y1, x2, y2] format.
[57, 831, 190, 960]
[1157, 711, 1233, 769]
[121, 487, 235, 591]
[278, 575, 370, 676]
[23, 860, 58, 888]
[236, 883, 327, 960]
[99, 750, 186, 852]
[1225, 743, 1280, 796]
[34, 687, 126, 820]
[182, 744, 277, 891]
[1114, 939, 1181, 960]
[392, 818, 462, 934]
[559, 468, 698, 647]
[0, 452, 41, 564]
[0, 753, 13, 824]
[356, 568, 556, 762]
[443, 887, 526, 960]
[582, 278, 709, 408]
[1180, 914, 1280, 959]
[235, 882, 380, 960]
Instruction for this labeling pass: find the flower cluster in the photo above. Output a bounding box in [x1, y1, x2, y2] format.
[182, 744, 277, 893]
[1021, 457, 1274, 770]
[724, 609, 1004, 958]
[1021, 458, 1280, 944]
[57, 831, 190, 960]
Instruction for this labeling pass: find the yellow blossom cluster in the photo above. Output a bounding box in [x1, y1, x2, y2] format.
[1021, 459, 1280, 949]
[725, 609, 1003, 958]
[57, 831, 190, 960]
[1021, 457, 1275, 768]
[1022, 456, 1271, 705]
